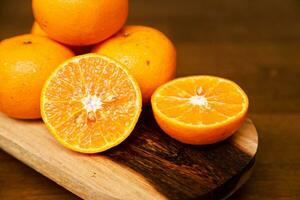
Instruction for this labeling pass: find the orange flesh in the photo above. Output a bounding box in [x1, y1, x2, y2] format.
[41, 54, 142, 153]
[153, 76, 248, 126]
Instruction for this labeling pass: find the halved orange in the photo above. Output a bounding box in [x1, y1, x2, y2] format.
[151, 76, 248, 145]
[41, 54, 142, 153]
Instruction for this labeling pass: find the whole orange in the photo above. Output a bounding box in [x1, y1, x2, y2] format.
[32, 0, 128, 46]
[30, 22, 93, 55]
[31, 21, 47, 37]
[0, 34, 74, 119]
[92, 25, 177, 104]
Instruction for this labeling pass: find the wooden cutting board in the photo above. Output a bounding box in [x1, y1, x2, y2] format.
[0, 108, 258, 200]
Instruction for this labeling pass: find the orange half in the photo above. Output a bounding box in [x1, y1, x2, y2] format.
[41, 54, 142, 153]
[151, 76, 248, 145]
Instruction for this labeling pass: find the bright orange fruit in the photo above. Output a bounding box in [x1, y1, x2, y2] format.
[92, 25, 177, 104]
[31, 21, 47, 36]
[0, 34, 74, 119]
[30, 22, 93, 56]
[32, 0, 128, 46]
[151, 76, 249, 145]
[41, 54, 142, 153]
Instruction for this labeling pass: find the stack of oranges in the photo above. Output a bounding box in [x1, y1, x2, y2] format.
[0, 0, 249, 153]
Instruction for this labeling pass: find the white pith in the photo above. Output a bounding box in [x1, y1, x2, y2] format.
[189, 95, 210, 109]
[81, 95, 103, 112]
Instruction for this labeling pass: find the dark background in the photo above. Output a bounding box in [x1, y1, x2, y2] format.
[0, 0, 299, 199]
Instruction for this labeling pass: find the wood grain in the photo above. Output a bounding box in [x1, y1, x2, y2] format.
[0, 108, 257, 200]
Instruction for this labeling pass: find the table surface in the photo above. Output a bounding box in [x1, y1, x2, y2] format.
[0, 0, 299, 199]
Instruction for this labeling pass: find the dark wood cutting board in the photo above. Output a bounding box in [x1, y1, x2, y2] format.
[0, 108, 258, 200]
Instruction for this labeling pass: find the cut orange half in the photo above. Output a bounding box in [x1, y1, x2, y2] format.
[151, 76, 249, 145]
[41, 54, 142, 153]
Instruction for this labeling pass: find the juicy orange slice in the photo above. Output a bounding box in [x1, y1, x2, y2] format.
[151, 76, 248, 145]
[41, 54, 142, 153]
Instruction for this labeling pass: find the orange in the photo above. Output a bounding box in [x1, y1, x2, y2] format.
[31, 21, 47, 36]
[30, 22, 93, 55]
[92, 25, 177, 104]
[41, 54, 142, 153]
[151, 76, 249, 145]
[32, 0, 128, 46]
[0, 34, 74, 119]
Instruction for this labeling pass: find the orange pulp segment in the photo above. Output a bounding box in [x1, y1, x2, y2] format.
[41, 54, 142, 153]
[151, 76, 248, 145]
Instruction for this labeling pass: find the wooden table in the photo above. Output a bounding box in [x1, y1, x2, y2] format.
[0, 0, 299, 199]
